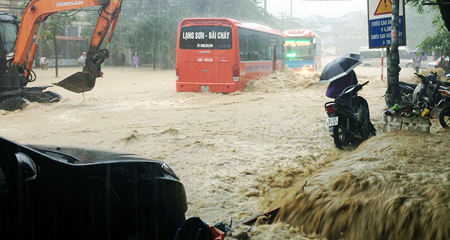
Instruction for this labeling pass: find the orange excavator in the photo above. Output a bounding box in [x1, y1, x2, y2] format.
[0, 0, 123, 111]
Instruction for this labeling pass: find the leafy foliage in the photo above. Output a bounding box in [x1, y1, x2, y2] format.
[417, 30, 450, 54]
[18, 0, 80, 76]
[18, 1, 80, 58]
[405, 4, 439, 49]
[15, 0, 280, 68]
[110, 0, 276, 68]
[41, 13, 79, 76]
[406, 0, 450, 54]
[406, 0, 430, 13]
[41, 13, 79, 41]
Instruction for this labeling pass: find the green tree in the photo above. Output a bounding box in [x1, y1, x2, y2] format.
[123, 0, 175, 69]
[109, 0, 275, 69]
[40, 12, 79, 77]
[18, 1, 79, 76]
[406, 0, 449, 54]
[78, 8, 124, 66]
[405, 4, 438, 49]
[417, 31, 450, 55]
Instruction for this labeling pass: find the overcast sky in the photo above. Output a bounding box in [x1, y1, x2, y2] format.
[260, 0, 367, 19]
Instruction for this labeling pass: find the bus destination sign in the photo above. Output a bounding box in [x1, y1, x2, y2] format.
[180, 26, 232, 49]
[284, 39, 311, 47]
[182, 31, 230, 40]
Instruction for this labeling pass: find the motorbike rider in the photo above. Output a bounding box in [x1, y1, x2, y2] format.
[325, 70, 376, 134]
[326, 70, 358, 99]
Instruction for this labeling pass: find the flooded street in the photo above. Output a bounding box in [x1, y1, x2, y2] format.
[1, 60, 449, 239]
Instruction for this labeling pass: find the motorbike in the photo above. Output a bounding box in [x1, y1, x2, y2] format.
[324, 81, 376, 149]
[438, 86, 450, 128]
[398, 81, 417, 104]
[411, 72, 450, 118]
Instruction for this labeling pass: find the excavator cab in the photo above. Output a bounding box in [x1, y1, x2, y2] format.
[0, 12, 19, 73]
[0, 12, 19, 84]
[0, 0, 123, 110]
[0, 12, 61, 111]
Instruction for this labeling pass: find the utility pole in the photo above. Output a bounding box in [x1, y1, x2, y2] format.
[260, 0, 267, 23]
[291, 0, 293, 18]
[386, 0, 400, 107]
[280, 12, 286, 30]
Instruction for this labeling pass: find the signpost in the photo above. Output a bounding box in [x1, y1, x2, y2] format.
[367, 0, 406, 49]
[367, 0, 405, 106]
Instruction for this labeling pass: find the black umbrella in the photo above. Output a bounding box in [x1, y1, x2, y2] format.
[319, 53, 362, 83]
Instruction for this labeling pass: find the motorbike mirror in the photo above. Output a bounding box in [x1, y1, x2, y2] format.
[414, 72, 427, 83]
[15, 152, 37, 181]
[414, 72, 424, 78]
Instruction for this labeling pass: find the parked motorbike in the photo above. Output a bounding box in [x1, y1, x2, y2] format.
[411, 72, 450, 117]
[438, 86, 450, 128]
[324, 81, 376, 149]
[398, 81, 417, 104]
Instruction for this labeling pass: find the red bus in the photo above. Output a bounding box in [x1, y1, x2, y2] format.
[176, 18, 285, 93]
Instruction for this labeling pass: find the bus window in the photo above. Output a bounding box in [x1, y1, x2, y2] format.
[179, 26, 232, 50]
[239, 27, 280, 62]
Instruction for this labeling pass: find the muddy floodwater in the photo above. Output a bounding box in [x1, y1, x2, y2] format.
[275, 130, 450, 240]
[1, 62, 449, 239]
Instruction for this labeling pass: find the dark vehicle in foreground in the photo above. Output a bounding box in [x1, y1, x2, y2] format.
[325, 81, 376, 149]
[0, 137, 187, 240]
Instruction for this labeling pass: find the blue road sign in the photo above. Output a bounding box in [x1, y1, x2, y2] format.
[367, 0, 406, 48]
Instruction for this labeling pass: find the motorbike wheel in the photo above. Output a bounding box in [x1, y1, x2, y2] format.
[333, 124, 349, 149]
[439, 106, 450, 129]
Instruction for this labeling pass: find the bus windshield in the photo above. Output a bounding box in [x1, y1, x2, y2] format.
[284, 38, 313, 60]
[179, 26, 232, 50]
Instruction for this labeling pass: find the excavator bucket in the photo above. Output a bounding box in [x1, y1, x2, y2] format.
[54, 71, 96, 93]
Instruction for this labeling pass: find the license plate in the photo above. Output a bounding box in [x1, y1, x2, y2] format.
[201, 85, 209, 92]
[326, 116, 338, 127]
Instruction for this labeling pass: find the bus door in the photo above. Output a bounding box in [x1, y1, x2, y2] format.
[271, 44, 277, 72]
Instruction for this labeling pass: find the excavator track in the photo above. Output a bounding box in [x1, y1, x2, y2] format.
[0, 90, 61, 111]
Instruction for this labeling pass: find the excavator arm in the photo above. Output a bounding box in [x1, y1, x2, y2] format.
[13, 0, 123, 93]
